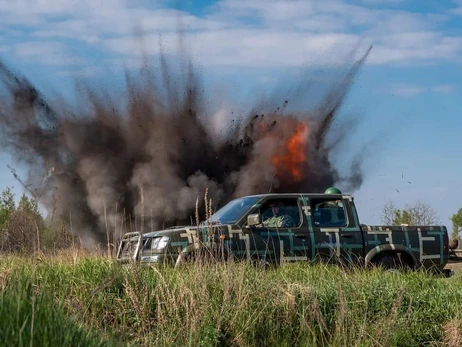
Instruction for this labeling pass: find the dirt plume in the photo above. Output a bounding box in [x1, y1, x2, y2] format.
[0, 42, 372, 248]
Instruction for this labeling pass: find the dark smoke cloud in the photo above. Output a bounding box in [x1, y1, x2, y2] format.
[0, 43, 372, 248]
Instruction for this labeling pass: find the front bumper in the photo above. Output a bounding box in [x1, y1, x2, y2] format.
[139, 252, 178, 265]
[116, 251, 178, 265]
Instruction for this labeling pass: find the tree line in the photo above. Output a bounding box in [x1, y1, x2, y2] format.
[381, 200, 462, 243]
[0, 187, 78, 253]
[2, 185, 462, 253]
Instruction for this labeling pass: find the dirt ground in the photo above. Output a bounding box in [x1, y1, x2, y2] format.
[445, 261, 462, 274]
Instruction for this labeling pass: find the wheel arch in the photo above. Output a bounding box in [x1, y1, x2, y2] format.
[365, 244, 418, 268]
[174, 241, 232, 267]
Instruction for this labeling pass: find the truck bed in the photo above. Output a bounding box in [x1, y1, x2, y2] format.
[361, 224, 448, 233]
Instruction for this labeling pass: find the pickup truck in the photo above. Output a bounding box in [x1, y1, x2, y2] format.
[116, 188, 452, 276]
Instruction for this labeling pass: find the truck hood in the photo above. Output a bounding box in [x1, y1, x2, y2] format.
[116, 223, 237, 262]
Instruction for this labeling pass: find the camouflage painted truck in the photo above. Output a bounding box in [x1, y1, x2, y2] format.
[116, 188, 453, 276]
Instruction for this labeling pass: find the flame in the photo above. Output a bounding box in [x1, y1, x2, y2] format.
[272, 122, 308, 182]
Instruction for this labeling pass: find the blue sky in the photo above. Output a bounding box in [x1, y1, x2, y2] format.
[0, 0, 461, 228]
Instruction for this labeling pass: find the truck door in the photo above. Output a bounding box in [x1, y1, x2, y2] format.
[248, 196, 309, 265]
[307, 196, 364, 265]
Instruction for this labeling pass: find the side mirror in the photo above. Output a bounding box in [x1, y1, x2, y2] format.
[247, 213, 261, 226]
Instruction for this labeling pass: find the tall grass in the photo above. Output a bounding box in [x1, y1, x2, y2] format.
[0, 259, 112, 346]
[2, 254, 462, 346]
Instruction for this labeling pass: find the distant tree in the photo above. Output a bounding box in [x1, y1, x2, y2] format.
[381, 201, 440, 226]
[405, 201, 440, 225]
[392, 209, 413, 225]
[17, 193, 44, 227]
[381, 200, 396, 225]
[0, 191, 45, 253]
[450, 208, 462, 241]
[0, 187, 15, 228]
[0, 186, 81, 253]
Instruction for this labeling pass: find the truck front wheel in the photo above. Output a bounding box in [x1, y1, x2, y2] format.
[175, 247, 231, 267]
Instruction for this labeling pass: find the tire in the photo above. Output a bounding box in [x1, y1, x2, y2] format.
[175, 246, 200, 267]
[374, 254, 410, 273]
[175, 247, 230, 267]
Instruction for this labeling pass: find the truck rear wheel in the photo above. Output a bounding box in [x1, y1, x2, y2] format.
[373, 254, 412, 273]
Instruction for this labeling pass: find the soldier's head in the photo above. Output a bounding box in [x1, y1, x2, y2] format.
[269, 202, 283, 216]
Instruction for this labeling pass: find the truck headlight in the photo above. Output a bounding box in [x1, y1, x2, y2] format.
[141, 255, 160, 262]
[154, 236, 169, 250]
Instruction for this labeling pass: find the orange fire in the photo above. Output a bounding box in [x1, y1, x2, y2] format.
[271, 122, 308, 182]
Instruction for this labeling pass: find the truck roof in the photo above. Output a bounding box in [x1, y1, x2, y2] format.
[242, 193, 352, 198]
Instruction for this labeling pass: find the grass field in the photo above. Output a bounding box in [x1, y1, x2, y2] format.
[2, 251, 462, 347]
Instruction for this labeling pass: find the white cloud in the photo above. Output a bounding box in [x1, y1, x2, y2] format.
[431, 84, 456, 93]
[359, 0, 407, 4]
[14, 42, 85, 66]
[367, 32, 462, 65]
[0, 0, 153, 19]
[214, 0, 446, 32]
[391, 83, 456, 97]
[0, 0, 461, 69]
[105, 57, 146, 71]
[392, 84, 425, 97]
[103, 28, 462, 67]
[32, 19, 102, 43]
[55, 66, 100, 77]
[451, 7, 462, 15]
[104, 30, 363, 67]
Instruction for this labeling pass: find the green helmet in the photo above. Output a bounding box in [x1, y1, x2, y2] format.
[325, 187, 342, 194]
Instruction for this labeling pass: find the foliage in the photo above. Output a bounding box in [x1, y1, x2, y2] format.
[17, 193, 43, 223]
[393, 209, 413, 225]
[1, 256, 462, 347]
[380, 200, 395, 225]
[451, 208, 462, 241]
[0, 187, 15, 230]
[381, 200, 440, 226]
[0, 186, 77, 253]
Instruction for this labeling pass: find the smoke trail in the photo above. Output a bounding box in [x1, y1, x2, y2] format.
[0, 42, 372, 248]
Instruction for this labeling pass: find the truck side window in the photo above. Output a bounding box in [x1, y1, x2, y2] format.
[257, 198, 301, 228]
[311, 199, 347, 227]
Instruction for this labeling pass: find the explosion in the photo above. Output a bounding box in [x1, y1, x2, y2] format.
[0, 40, 372, 248]
[272, 121, 309, 183]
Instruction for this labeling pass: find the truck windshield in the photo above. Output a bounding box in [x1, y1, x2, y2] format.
[209, 196, 261, 224]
